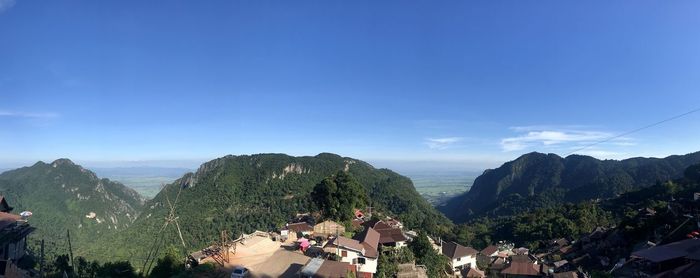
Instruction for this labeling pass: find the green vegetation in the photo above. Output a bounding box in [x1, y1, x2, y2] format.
[441, 151, 700, 223]
[0, 159, 144, 261]
[446, 162, 700, 264]
[312, 171, 367, 221]
[78, 153, 451, 262]
[409, 232, 450, 277]
[405, 171, 476, 206]
[376, 246, 415, 277]
[450, 201, 614, 250]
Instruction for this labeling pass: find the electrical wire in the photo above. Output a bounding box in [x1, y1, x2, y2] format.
[565, 107, 700, 156]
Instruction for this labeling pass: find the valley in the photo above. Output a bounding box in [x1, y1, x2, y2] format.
[90, 167, 192, 199]
[403, 170, 478, 206]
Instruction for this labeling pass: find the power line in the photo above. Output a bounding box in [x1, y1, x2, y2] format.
[565, 107, 700, 156]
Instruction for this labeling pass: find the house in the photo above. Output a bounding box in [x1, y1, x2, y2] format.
[0, 197, 12, 213]
[481, 245, 499, 257]
[324, 227, 380, 277]
[286, 222, 314, 236]
[489, 257, 507, 272]
[385, 218, 403, 229]
[300, 257, 354, 278]
[314, 220, 346, 236]
[440, 241, 478, 272]
[500, 255, 543, 278]
[397, 263, 428, 278]
[461, 267, 485, 278]
[630, 238, 700, 274]
[0, 199, 34, 278]
[351, 219, 364, 231]
[552, 259, 569, 270]
[362, 220, 408, 247]
[354, 209, 364, 219]
[651, 261, 700, 278]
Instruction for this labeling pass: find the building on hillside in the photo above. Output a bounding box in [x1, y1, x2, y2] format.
[500, 255, 544, 278]
[300, 257, 354, 278]
[481, 245, 499, 257]
[650, 261, 700, 278]
[489, 257, 507, 274]
[461, 266, 486, 278]
[351, 219, 364, 231]
[396, 263, 428, 278]
[362, 220, 408, 247]
[385, 218, 403, 229]
[314, 220, 345, 237]
[354, 209, 364, 219]
[0, 198, 35, 278]
[0, 197, 12, 213]
[628, 238, 700, 275]
[285, 222, 314, 236]
[324, 227, 380, 278]
[440, 241, 478, 272]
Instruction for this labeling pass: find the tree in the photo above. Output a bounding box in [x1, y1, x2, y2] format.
[312, 171, 368, 221]
[685, 164, 700, 182]
[96, 261, 138, 278]
[409, 232, 449, 277]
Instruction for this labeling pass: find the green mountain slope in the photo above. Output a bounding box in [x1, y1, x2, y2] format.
[440, 151, 700, 222]
[0, 159, 145, 257]
[85, 153, 452, 262]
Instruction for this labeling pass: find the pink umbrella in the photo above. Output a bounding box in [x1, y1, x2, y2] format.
[297, 238, 310, 250]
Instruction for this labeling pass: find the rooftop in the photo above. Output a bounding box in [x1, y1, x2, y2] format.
[441, 241, 478, 259]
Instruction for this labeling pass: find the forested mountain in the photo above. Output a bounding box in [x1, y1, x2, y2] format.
[82, 153, 452, 262]
[0, 159, 145, 257]
[440, 151, 700, 223]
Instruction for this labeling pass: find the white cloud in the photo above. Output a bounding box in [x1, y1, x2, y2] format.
[425, 137, 463, 150]
[500, 126, 633, 153]
[0, 110, 59, 119]
[0, 0, 16, 13]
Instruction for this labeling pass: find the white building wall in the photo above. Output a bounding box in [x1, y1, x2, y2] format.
[332, 247, 378, 274]
[358, 257, 377, 274]
[451, 255, 476, 270]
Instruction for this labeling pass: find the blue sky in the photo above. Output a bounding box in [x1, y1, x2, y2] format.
[2, 0, 700, 170]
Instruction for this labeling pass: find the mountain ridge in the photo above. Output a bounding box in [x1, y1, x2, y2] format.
[76, 152, 452, 261]
[440, 151, 700, 222]
[0, 158, 145, 258]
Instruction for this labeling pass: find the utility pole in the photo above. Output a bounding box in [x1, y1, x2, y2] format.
[40, 239, 45, 278]
[67, 230, 75, 276]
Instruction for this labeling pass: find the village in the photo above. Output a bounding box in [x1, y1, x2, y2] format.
[0, 189, 700, 278]
[184, 207, 588, 278]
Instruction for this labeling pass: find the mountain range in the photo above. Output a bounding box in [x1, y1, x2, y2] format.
[440, 151, 700, 223]
[0, 153, 451, 263]
[0, 159, 144, 257]
[5, 150, 700, 265]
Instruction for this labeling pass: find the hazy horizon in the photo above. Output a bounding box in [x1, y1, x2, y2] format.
[3, 1, 700, 172]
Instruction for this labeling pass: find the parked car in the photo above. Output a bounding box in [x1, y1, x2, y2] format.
[231, 266, 249, 278]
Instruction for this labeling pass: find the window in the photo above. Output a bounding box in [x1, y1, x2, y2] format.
[457, 257, 461, 261]
[341, 250, 347, 257]
[357, 257, 366, 264]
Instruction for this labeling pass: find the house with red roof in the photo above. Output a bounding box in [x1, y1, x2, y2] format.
[500, 255, 545, 277]
[324, 227, 380, 277]
[362, 220, 408, 248]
